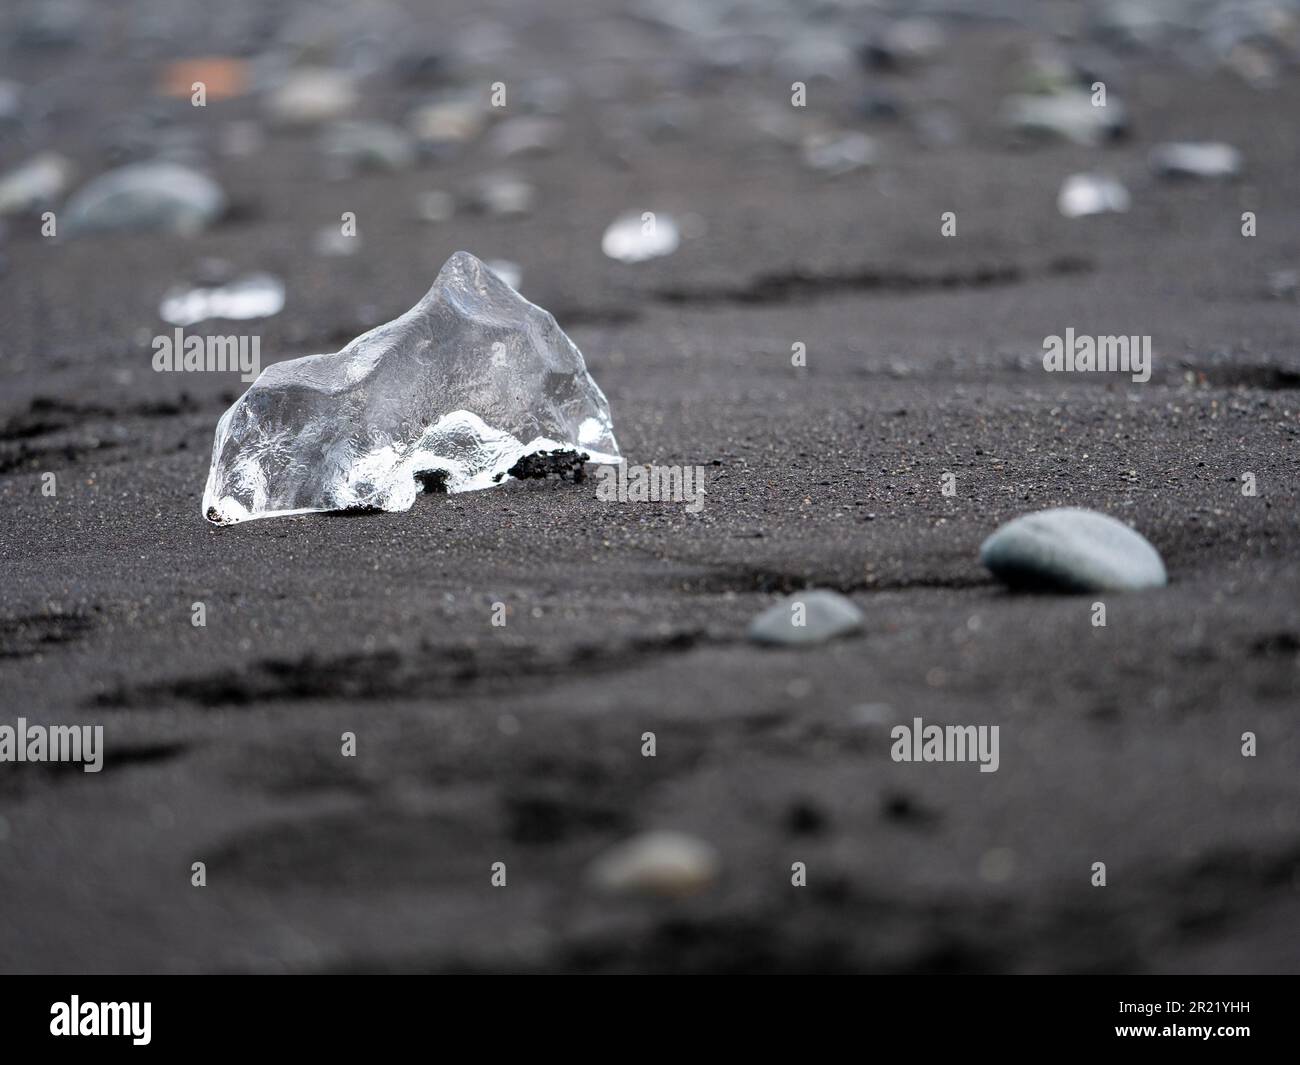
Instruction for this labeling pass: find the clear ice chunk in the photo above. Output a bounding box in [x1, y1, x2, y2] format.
[202, 251, 621, 525]
[160, 273, 285, 326]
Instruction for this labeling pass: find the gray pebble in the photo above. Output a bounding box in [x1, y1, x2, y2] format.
[320, 120, 416, 175]
[64, 161, 225, 236]
[748, 589, 864, 645]
[1150, 141, 1241, 180]
[980, 507, 1167, 593]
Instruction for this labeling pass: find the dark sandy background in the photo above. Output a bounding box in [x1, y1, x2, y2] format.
[1, 0, 1298, 973]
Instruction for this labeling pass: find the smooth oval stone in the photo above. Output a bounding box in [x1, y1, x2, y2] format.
[748, 589, 864, 645]
[0, 152, 73, 217]
[266, 68, 358, 128]
[1149, 141, 1241, 180]
[980, 507, 1167, 592]
[588, 831, 719, 897]
[65, 161, 225, 236]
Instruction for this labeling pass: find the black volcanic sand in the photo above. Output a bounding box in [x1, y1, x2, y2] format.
[1, 2, 1298, 973]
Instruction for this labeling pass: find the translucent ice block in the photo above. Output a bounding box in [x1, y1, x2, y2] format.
[202, 251, 621, 524]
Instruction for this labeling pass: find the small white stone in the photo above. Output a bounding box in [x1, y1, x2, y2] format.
[266, 68, 358, 127]
[1058, 173, 1130, 218]
[1149, 142, 1242, 180]
[601, 211, 679, 263]
[588, 831, 719, 896]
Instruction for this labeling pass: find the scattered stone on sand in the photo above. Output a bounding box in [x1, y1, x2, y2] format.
[912, 106, 965, 149]
[1058, 173, 1130, 217]
[487, 116, 564, 158]
[320, 120, 415, 175]
[220, 120, 264, 158]
[1149, 141, 1242, 180]
[407, 93, 486, 151]
[161, 273, 285, 326]
[1015, 45, 1094, 96]
[588, 831, 719, 896]
[202, 251, 620, 525]
[469, 173, 534, 217]
[980, 507, 1167, 593]
[514, 75, 572, 116]
[0, 153, 73, 216]
[802, 130, 877, 175]
[748, 589, 865, 646]
[749, 101, 803, 147]
[158, 57, 250, 101]
[0, 80, 23, 123]
[861, 17, 946, 71]
[485, 259, 522, 290]
[64, 161, 225, 235]
[1221, 40, 1278, 89]
[313, 226, 359, 256]
[601, 210, 680, 263]
[266, 68, 358, 127]
[15, 0, 85, 48]
[1001, 91, 1127, 147]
